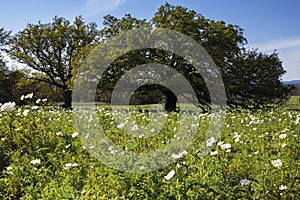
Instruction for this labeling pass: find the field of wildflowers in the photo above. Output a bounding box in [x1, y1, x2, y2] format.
[0, 94, 299, 199]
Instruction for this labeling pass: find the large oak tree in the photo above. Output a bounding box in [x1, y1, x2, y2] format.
[95, 3, 291, 111]
[9, 16, 98, 108]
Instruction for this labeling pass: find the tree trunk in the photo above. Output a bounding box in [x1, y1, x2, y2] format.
[165, 91, 177, 112]
[63, 89, 72, 109]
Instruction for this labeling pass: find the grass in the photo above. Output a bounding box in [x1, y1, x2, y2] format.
[0, 98, 299, 199]
[286, 96, 300, 110]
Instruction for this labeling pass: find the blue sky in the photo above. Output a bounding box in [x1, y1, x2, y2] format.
[1, 0, 299, 81]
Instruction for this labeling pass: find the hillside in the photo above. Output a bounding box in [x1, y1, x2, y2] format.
[283, 80, 300, 86]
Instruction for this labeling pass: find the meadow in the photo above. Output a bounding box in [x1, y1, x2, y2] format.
[0, 96, 299, 199]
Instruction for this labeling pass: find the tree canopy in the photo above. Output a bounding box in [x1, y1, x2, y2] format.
[94, 3, 291, 111]
[9, 16, 98, 108]
[7, 3, 292, 110]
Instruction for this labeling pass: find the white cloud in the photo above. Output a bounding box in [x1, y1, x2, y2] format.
[249, 37, 300, 81]
[251, 37, 300, 52]
[81, 0, 126, 17]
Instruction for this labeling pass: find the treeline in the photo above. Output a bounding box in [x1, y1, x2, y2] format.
[0, 3, 294, 111]
[0, 66, 63, 104]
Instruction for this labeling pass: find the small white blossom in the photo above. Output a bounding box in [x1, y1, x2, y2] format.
[279, 185, 287, 190]
[64, 163, 78, 170]
[72, 132, 79, 138]
[233, 132, 241, 143]
[210, 150, 218, 156]
[30, 159, 41, 165]
[7, 166, 13, 171]
[25, 93, 33, 99]
[131, 124, 139, 131]
[31, 106, 39, 110]
[56, 132, 63, 136]
[64, 163, 73, 169]
[23, 109, 30, 116]
[171, 150, 188, 159]
[164, 169, 175, 180]
[72, 163, 78, 167]
[226, 149, 231, 153]
[279, 134, 287, 139]
[206, 137, 216, 147]
[36, 99, 41, 104]
[272, 159, 282, 168]
[220, 143, 231, 149]
[42, 98, 47, 102]
[240, 179, 251, 186]
[20, 95, 25, 100]
[117, 123, 125, 129]
[281, 143, 287, 148]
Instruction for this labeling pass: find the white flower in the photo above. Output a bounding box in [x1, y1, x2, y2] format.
[220, 143, 231, 149]
[7, 166, 13, 171]
[117, 123, 125, 129]
[226, 149, 231, 153]
[64, 163, 72, 169]
[272, 159, 282, 168]
[279, 185, 287, 190]
[150, 128, 156, 133]
[164, 169, 175, 180]
[210, 150, 218, 156]
[30, 159, 41, 165]
[72, 132, 79, 138]
[23, 109, 30, 116]
[131, 124, 139, 131]
[233, 133, 241, 143]
[72, 163, 78, 167]
[206, 137, 216, 147]
[171, 150, 188, 159]
[20, 95, 25, 100]
[281, 143, 287, 148]
[1, 102, 16, 112]
[56, 132, 63, 136]
[65, 144, 71, 149]
[36, 99, 41, 104]
[217, 141, 224, 146]
[279, 134, 287, 139]
[64, 162, 78, 170]
[25, 93, 33, 99]
[31, 106, 39, 110]
[42, 98, 47, 102]
[240, 179, 251, 186]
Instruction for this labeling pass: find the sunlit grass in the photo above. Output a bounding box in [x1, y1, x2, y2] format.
[0, 100, 299, 199]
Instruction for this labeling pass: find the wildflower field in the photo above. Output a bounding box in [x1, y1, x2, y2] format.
[0, 97, 299, 199]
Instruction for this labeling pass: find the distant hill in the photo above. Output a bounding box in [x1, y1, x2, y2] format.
[284, 80, 300, 95]
[283, 80, 300, 85]
[283, 80, 300, 89]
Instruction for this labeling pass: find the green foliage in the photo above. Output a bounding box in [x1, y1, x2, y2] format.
[0, 103, 299, 199]
[9, 16, 98, 108]
[0, 27, 11, 70]
[5, 3, 292, 110]
[95, 3, 291, 111]
[0, 67, 24, 103]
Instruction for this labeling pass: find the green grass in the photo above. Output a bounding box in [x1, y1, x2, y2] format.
[286, 96, 300, 110]
[0, 102, 299, 199]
